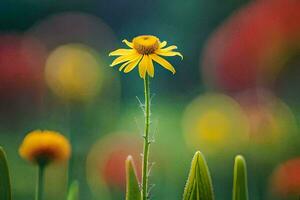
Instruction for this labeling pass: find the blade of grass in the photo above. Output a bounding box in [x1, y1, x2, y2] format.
[183, 151, 214, 200]
[0, 147, 12, 200]
[126, 156, 141, 200]
[232, 155, 249, 200]
[67, 180, 79, 200]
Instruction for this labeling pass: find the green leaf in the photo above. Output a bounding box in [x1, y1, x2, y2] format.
[0, 147, 12, 200]
[126, 155, 141, 200]
[183, 151, 215, 200]
[67, 180, 79, 200]
[232, 155, 249, 200]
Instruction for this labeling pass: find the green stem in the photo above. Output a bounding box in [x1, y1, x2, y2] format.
[142, 75, 151, 200]
[68, 123, 74, 187]
[36, 164, 45, 200]
[68, 104, 75, 187]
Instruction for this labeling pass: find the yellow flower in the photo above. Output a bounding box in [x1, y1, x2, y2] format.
[19, 130, 71, 165]
[109, 35, 183, 78]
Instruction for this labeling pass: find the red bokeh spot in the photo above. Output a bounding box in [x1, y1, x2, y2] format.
[202, 0, 300, 92]
[272, 158, 300, 196]
[100, 147, 141, 189]
[0, 35, 46, 96]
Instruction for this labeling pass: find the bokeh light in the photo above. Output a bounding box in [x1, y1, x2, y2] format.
[45, 44, 103, 102]
[0, 34, 45, 100]
[202, 0, 300, 93]
[236, 89, 297, 145]
[0, 34, 46, 127]
[87, 133, 142, 198]
[182, 93, 249, 155]
[25, 12, 116, 54]
[234, 89, 298, 168]
[271, 158, 300, 198]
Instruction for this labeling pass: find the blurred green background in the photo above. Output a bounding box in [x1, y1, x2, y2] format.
[1, 0, 300, 199]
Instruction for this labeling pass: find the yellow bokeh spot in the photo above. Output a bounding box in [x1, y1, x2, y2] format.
[45, 44, 103, 102]
[182, 93, 249, 155]
[197, 110, 230, 143]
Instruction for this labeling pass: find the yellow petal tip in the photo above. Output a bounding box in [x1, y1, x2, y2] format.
[148, 73, 154, 78]
[178, 53, 183, 60]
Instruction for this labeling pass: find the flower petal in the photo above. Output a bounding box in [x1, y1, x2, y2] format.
[155, 50, 183, 59]
[118, 60, 131, 71]
[159, 41, 167, 48]
[110, 53, 139, 67]
[122, 39, 134, 48]
[147, 56, 154, 77]
[124, 55, 143, 73]
[150, 54, 176, 74]
[119, 55, 142, 71]
[159, 45, 178, 52]
[138, 56, 148, 78]
[109, 49, 134, 56]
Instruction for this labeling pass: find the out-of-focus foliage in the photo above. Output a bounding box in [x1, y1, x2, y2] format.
[67, 181, 79, 200]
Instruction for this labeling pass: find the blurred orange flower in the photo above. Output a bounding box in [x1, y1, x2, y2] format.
[19, 130, 71, 165]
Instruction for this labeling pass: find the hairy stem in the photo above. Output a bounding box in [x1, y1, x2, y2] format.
[142, 75, 151, 200]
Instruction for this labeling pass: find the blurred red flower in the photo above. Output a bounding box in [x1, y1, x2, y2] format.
[87, 133, 142, 190]
[0, 34, 45, 97]
[202, 0, 300, 92]
[100, 140, 142, 188]
[0, 34, 46, 121]
[271, 158, 300, 197]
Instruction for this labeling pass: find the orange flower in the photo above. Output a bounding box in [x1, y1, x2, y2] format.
[19, 130, 71, 165]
